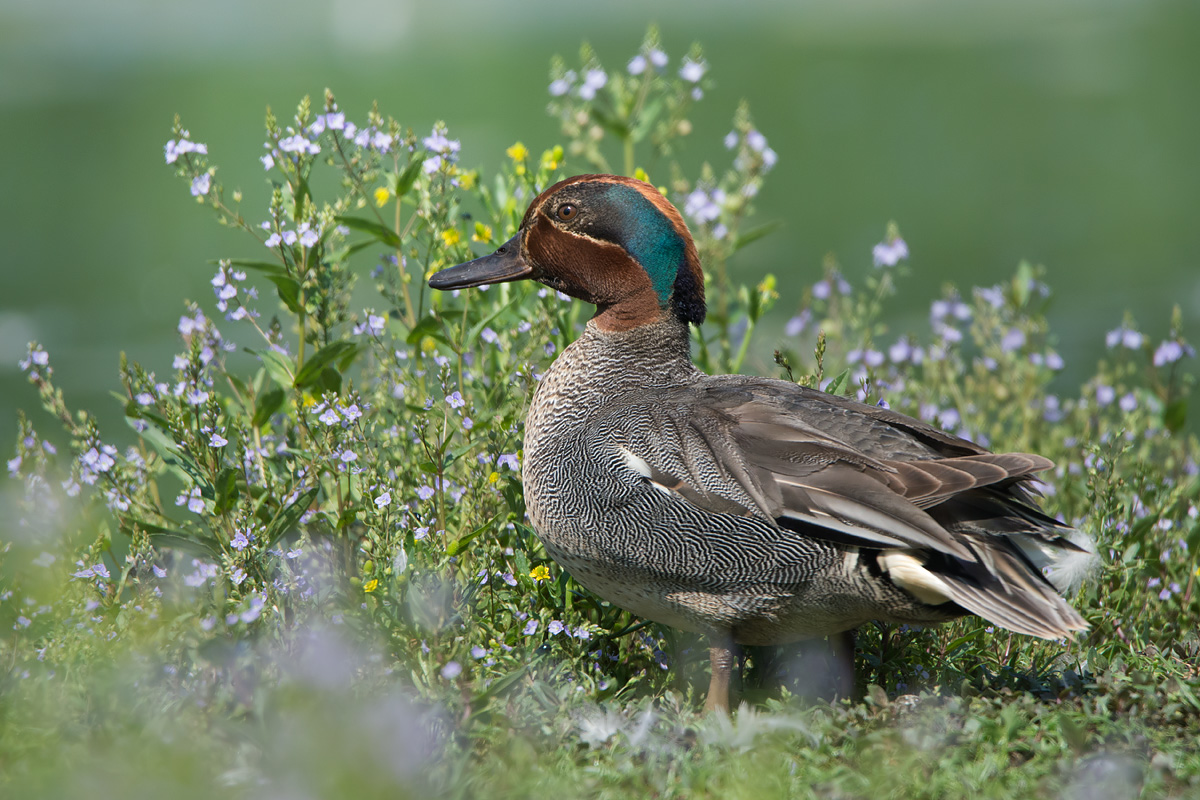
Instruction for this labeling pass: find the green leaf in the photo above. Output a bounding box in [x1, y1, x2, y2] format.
[447, 515, 497, 557]
[824, 368, 851, 396]
[145, 531, 220, 558]
[225, 259, 288, 277]
[393, 158, 424, 199]
[294, 341, 358, 389]
[318, 366, 342, 393]
[263, 486, 320, 548]
[335, 215, 402, 249]
[1164, 398, 1187, 433]
[732, 221, 783, 253]
[266, 275, 303, 313]
[252, 387, 286, 428]
[212, 467, 240, 514]
[252, 348, 296, 388]
[129, 417, 209, 491]
[629, 98, 663, 142]
[405, 315, 452, 347]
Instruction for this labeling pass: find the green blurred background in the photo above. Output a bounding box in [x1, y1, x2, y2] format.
[3, 0, 1197, 456]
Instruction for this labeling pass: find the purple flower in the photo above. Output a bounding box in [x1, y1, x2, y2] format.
[975, 285, 1004, 308]
[278, 134, 319, 155]
[190, 174, 211, 197]
[683, 187, 724, 224]
[497, 453, 520, 471]
[1001, 328, 1026, 352]
[1095, 385, 1115, 406]
[471, 645, 487, 659]
[164, 137, 207, 164]
[1119, 393, 1138, 412]
[679, 59, 706, 82]
[549, 72, 574, 97]
[577, 69, 608, 100]
[446, 391, 466, 409]
[318, 407, 340, 426]
[441, 661, 462, 679]
[548, 620, 565, 635]
[872, 237, 909, 268]
[501, 572, 517, 587]
[231, 529, 251, 550]
[481, 327, 499, 345]
[523, 619, 539, 635]
[1153, 340, 1191, 366]
[813, 280, 831, 300]
[785, 310, 811, 337]
[1106, 325, 1143, 349]
[417, 485, 436, 501]
[298, 223, 320, 249]
[374, 491, 391, 508]
[209, 432, 228, 448]
[342, 403, 362, 422]
[627, 54, 647, 75]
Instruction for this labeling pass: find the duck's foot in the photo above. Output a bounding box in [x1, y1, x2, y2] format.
[705, 641, 736, 713]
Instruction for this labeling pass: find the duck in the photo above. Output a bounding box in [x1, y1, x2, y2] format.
[429, 173, 1096, 712]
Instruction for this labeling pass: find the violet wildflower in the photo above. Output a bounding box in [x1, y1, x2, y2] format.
[549, 71, 575, 97]
[627, 54, 647, 75]
[683, 187, 724, 224]
[497, 453, 520, 471]
[577, 69, 608, 101]
[1119, 393, 1138, 412]
[1153, 340, 1188, 366]
[417, 485, 436, 501]
[190, 174, 211, 197]
[374, 491, 391, 508]
[298, 223, 320, 248]
[318, 407, 340, 426]
[523, 619, 539, 635]
[679, 58, 706, 82]
[209, 432, 228, 447]
[230, 529, 251, 550]
[872, 237, 909, 268]
[1106, 325, 1143, 350]
[548, 620, 565, 635]
[785, 310, 811, 337]
[1001, 328, 1026, 352]
[447, 391, 466, 409]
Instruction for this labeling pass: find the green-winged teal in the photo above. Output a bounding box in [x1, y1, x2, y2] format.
[429, 174, 1095, 712]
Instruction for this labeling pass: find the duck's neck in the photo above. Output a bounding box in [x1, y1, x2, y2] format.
[550, 315, 700, 394]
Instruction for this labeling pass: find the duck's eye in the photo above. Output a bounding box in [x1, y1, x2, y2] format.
[556, 203, 578, 221]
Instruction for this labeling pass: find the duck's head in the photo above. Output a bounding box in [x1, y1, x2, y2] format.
[428, 174, 705, 331]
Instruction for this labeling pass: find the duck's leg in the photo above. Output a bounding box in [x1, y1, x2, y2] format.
[705, 636, 736, 713]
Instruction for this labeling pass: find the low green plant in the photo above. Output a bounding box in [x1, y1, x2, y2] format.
[2, 28, 1197, 800]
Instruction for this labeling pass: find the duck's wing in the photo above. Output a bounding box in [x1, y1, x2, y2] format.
[612, 376, 1093, 638]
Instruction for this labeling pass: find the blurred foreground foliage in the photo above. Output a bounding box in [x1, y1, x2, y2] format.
[3, 28, 1198, 799]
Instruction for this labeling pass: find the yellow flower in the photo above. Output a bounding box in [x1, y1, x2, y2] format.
[473, 222, 493, 243]
[374, 186, 391, 207]
[363, 578, 379, 593]
[633, 167, 650, 183]
[441, 228, 460, 247]
[458, 170, 477, 190]
[540, 145, 564, 172]
[530, 565, 550, 582]
[506, 142, 529, 162]
[488, 471, 501, 484]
